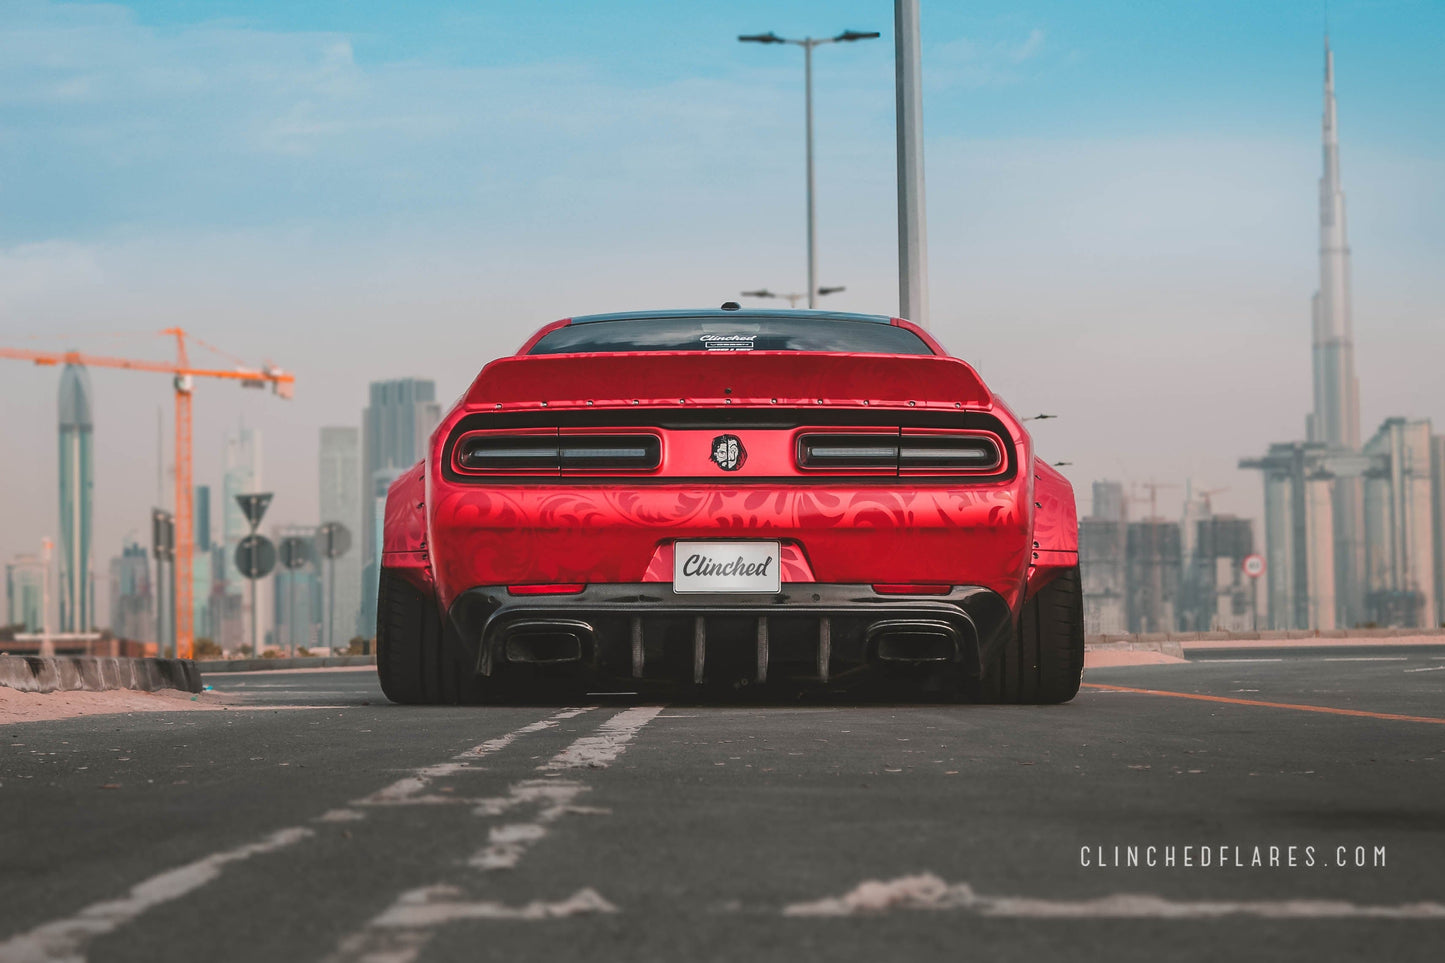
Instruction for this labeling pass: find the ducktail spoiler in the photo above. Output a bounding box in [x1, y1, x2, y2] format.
[463, 353, 993, 411]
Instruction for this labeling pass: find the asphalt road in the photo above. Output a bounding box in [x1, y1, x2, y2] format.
[2, 650, 1442, 962]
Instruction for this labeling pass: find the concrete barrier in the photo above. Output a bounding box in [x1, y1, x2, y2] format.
[1083, 639, 1184, 658]
[197, 655, 377, 674]
[0, 656, 201, 694]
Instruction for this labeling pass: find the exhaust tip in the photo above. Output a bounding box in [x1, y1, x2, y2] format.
[868, 620, 961, 664]
[501, 620, 593, 664]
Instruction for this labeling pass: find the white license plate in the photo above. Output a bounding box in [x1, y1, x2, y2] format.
[672, 541, 782, 594]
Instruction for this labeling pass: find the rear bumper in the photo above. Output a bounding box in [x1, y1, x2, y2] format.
[447, 583, 1013, 686]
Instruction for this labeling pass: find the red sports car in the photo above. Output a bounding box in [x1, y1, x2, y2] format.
[376, 308, 1082, 704]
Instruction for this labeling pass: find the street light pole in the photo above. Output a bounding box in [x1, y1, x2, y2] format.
[740, 29, 879, 309]
[895, 0, 930, 328]
[804, 40, 816, 308]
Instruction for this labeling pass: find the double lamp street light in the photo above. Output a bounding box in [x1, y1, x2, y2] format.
[739, 29, 879, 309]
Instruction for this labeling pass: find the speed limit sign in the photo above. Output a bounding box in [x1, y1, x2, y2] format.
[1242, 554, 1265, 579]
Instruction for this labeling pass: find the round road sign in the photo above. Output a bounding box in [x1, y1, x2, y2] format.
[1242, 553, 1265, 579]
[279, 535, 312, 571]
[318, 521, 352, 560]
[236, 535, 277, 580]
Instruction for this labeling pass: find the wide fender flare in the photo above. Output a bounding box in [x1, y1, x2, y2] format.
[1026, 460, 1078, 601]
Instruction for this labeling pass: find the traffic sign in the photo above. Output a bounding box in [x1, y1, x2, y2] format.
[1242, 553, 1265, 579]
[235, 492, 274, 531]
[236, 534, 276, 580]
[318, 521, 352, 560]
[151, 509, 174, 561]
[279, 535, 312, 571]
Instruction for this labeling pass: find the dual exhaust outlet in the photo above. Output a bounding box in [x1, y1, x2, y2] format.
[497, 617, 965, 681]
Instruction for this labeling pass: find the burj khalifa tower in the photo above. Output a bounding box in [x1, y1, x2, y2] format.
[1241, 38, 1368, 630]
[1308, 39, 1365, 627]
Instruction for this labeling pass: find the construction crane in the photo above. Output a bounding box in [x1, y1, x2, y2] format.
[1, 328, 294, 659]
[1129, 479, 1180, 521]
[1194, 486, 1230, 514]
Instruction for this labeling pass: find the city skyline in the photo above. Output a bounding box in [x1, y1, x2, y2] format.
[3, 1, 1444, 625]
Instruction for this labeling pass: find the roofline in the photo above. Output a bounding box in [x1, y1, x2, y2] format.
[567, 308, 896, 324]
[514, 310, 944, 356]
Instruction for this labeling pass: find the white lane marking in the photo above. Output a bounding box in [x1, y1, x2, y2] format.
[1319, 657, 1407, 662]
[0, 710, 583, 961]
[327, 887, 616, 963]
[354, 707, 592, 809]
[376, 884, 617, 925]
[1193, 658, 1284, 664]
[540, 705, 665, 771]
[1404, 665, 1445, 673]
[467, 707, 660, 869]
[0, 827, 313, 963]
[327, 706, 663, 963]
[782, 873, 1445, 919]
[317, 809, 367, 823]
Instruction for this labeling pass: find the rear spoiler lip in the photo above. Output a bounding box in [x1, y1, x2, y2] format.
[462, 351, 993, 412]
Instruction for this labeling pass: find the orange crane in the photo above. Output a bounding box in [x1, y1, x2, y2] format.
[1, 328, 294, 658]
[1129, 479, 1180, 521]
[1194, 486, 1230, 514]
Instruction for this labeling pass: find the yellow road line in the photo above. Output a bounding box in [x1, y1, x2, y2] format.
[1081, 683, 1445, 726]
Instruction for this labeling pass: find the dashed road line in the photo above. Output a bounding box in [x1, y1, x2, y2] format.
[0, 709, 588, 962]
[0, 827, 314, 963]
[327, 705, 664, 963]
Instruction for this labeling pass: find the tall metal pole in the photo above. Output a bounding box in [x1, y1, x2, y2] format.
[895, 0, 930, 327]
[250, 576, 258, 657]
[40, 538, 53, 657]
[155, 555, 165, 656]
[804, 39, 817, 309]
[327, 556, 336, 651]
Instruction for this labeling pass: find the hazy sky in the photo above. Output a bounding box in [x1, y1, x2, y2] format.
[2, 0, 1443, 615]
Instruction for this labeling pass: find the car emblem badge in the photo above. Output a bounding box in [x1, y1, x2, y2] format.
[710, 434, 746, 471]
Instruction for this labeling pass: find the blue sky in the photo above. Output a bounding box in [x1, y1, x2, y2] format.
[2, 0, 1443, 602]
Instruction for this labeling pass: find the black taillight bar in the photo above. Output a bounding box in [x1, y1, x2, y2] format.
[796, 432, 899, 469]
[898, 431, 1003, 474]
[560, 434, 661, 471]
[797, 429, 1004, 475]
[454, 430, 661, 475]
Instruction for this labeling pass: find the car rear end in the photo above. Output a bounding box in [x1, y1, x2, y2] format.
[416, 312, 1037, 694]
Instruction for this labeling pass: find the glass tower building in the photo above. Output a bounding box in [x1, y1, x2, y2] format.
[58, 363, 94, 633]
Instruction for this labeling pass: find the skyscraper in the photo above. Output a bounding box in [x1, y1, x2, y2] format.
[1308, 42, 1362, 453]
[1309, 40, 1367, 628]
[1361, 418, 1436, 627]
[1242, 40, 1365, 630]
[1079, 481, 1128, 634]
[319, 427, 362, 647]
[359, 380, 440, 635]
[5, 555, 45, 633]
[108, 542, 154, 643]
[57, 363, 94, 632]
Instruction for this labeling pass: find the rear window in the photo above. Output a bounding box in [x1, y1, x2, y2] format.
[529, 317, 934, 355]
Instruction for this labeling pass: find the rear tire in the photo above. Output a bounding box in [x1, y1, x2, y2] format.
[376, 569, 478, 705]
[982, 566, 1084, 705]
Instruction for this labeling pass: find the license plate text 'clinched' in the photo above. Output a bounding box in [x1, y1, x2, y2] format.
[672, 541, 782, 594]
